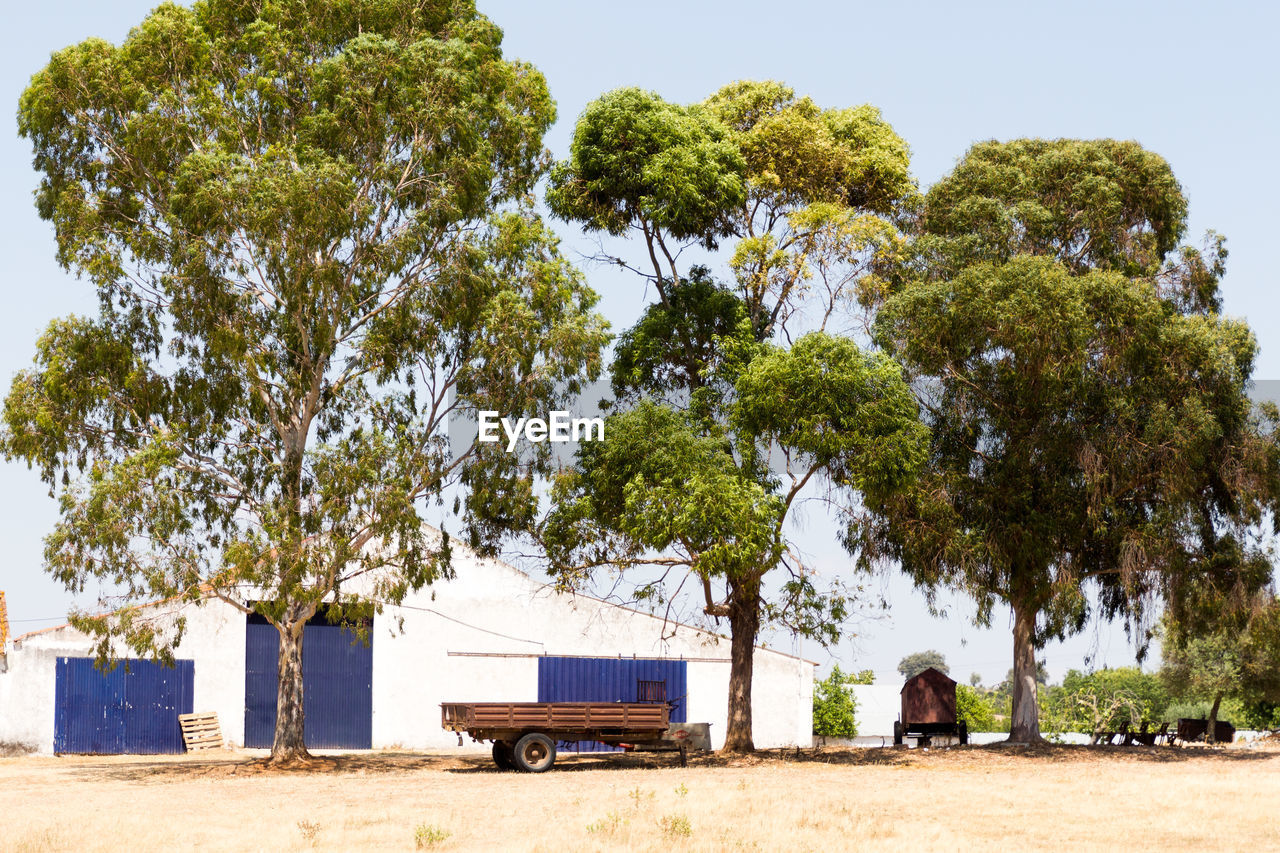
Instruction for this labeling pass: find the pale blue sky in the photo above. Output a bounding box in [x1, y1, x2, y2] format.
[2, 2, 1276, 684]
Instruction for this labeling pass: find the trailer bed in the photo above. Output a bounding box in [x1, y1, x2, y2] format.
[442, 701, 705, 772]
[442, 701, 668, 739]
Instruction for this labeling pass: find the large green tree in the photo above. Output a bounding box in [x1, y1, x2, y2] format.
[544, 82, 925, 753]
[6, 0, 607, 763]
[859, 139, 1280, 742]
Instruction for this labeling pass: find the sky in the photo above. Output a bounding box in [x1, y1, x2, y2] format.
[1, 1, 1277, 686]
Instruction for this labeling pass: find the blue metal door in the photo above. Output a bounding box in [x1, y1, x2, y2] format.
[537, 657, 688, 751]
[53, 658, 194, 754]
[243, 616, 373, 749]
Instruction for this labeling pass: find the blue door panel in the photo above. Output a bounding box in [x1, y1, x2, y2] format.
[243, 621, 279, 749]
[54, 658, 193, 754]
[537, 657, 688, 752]
[243, 618, 373, 749]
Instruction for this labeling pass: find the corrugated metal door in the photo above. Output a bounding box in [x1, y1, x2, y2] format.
[243, 616, 373, 749]
[537, 657, 688, 751]
[53, 658, 194, 754]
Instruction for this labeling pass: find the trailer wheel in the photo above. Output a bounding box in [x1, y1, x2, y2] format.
[492, 741, 516, 770]
[513, 733, 556, 773]
[893, 721, 903, 746]
[958, 722, 969, 745]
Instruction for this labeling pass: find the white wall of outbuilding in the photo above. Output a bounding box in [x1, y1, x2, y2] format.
[1, 544, 814, 753]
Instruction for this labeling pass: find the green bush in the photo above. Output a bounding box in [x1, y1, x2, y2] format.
[1059, 668, 1169, 733]
[813, 665, 861, 737]
[1243, 700, 1280, 730]
[1161, 698, 1245, 727]
[956, 684, 997, 732]
[414, 825, 451, 848]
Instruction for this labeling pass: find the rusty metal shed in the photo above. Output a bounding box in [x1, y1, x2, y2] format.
[901, 667, 957, 725]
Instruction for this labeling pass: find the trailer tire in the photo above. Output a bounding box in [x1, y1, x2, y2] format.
[492, 741, 516, 770]
[513, 733, 556, 773]
[893, 721, 903, 746]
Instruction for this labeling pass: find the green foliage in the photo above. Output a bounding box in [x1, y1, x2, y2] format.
[1160, 699, 1245, 727]
[921, 139, 1188, 278]
[545, 79, 922, 752]
[1054, 668, 1169, 736]
[610, 267, 757, 399]
[7, 0, 608, 757]
[548, 334, 925, 648]
[703, 80, 913, 215]
[658, 814, 693, 839]
[812, 665, 861, 738]
[1161, 595, 1280, 727]
[413, 825, 451, 848]
[858, 139, 1280, 741]
[896, 650, 949, 679]
[956, 684, 997, 732]
[1241, 701, 1280, 730]
[628, 787, 656, 808]
[547, 87, 745, 246]
[586, 812, 627, 836]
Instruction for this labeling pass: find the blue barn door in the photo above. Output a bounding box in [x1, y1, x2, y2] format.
[54, 658, 194, 754]
[537, 656, 687, 752]
[243, 614, 373, 749]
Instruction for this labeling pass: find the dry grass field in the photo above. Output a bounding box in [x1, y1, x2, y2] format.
[5, 743, 1280, 852]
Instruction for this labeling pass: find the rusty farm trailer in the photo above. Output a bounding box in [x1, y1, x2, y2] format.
[442, 701, 710, 772]
[893, 667, 968, 746]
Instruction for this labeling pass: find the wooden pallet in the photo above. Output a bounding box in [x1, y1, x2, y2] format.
[178, 712, 224, 751]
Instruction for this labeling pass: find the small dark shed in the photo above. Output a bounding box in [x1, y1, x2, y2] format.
[901, 667, 956, 725]
[895, 666, 966, 745]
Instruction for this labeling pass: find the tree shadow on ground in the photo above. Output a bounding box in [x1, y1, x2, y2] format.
[798, 742, 1280, 767]
[66, 750, 466, 782]
[61, 739, 1280, 782]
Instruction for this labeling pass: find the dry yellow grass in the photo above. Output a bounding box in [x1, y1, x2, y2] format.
[5, 744, 1280, 852]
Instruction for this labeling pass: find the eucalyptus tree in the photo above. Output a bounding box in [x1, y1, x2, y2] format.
[544, 82, 926, 752]
[5, 0, 607, 763]
[860, 139, 1280, 742]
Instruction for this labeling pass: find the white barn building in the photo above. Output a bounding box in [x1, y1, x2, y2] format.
[0, 540, 814, 754]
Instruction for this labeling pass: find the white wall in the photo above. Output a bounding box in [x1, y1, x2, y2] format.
[850, 684, 902, 737]
[0, 596, 248, 753]
[0, 543, 815, 753]
[370, 552, 814, 750]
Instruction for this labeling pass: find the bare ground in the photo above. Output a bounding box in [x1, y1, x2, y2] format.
[6, 742, 1280, 851]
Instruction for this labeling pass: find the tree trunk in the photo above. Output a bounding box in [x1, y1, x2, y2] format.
[1205, 690, 1223, 746]
[271, 618, 310, 763]
[723, 577, 761, 754]
[1008, 599, 1043, 744]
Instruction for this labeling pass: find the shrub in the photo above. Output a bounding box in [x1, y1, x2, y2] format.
[813, 665, 861, 737]
[956, 684, 997, 732]
[1242, 700, 1280, 730]
[1060, 668, 1170, 732]
[659, 814, 692, 838]
[586, 813, 626, 836]
[414, 825, 451, 848]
